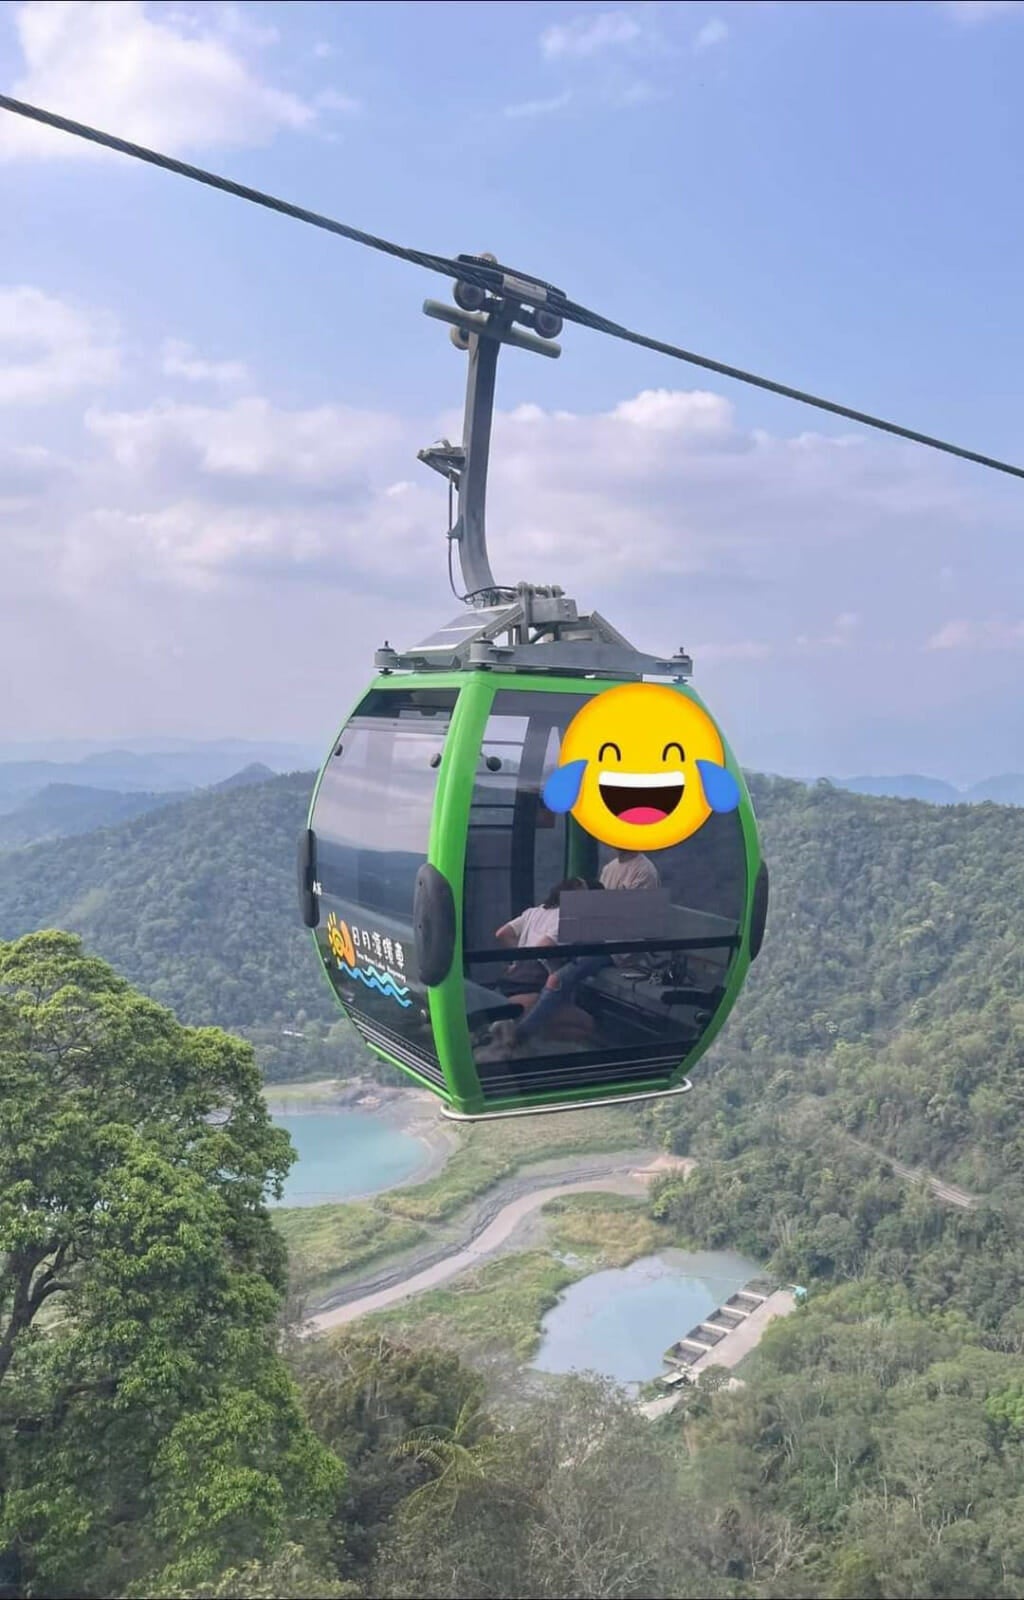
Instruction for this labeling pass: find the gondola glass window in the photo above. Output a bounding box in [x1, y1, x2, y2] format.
[313, 688, 457, 1085]
[463, 689, 748, 1103]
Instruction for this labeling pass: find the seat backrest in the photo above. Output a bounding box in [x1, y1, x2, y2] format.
[557, 887, 678, 945]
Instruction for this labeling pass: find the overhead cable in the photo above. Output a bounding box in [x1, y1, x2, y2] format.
[2, 91, 1021, 483]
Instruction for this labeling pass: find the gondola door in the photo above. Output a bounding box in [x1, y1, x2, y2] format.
[308, 683, 460, 1095]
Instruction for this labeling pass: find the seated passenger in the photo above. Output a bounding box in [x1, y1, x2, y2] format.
[600, 849, 661, 970]
[493, 878, 586, 995]
[483, 862, 660, 1056]
[600, 849, 660, 892]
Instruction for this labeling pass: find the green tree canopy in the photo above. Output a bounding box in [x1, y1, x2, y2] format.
[0, 931, 344, 1598]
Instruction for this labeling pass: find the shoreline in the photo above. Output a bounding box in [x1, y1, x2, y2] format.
[263, 1077, 459, 1200]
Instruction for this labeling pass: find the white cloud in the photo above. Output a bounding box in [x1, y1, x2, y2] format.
[941, 1, 1024, 22]
[504, 91, 573, 120]
[694, 17, 729, 51]
[84, 395, 401, 486]
[0, 286, 120, 403]
[610, 388, 733, 434]
[160, 340, 249, 388]
[7, 318, 997, 609]
[61, 501, 330, 594]
[313, 41, 333, 59]
[7, 294, 1023, 769]
[540, 10, 643, 59]
[926, 618, 1024, 649]
[927, 619, 974, 649]
[0, 1, 315, 162]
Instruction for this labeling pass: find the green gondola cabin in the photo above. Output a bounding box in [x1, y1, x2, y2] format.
[300, 667, 766, 1119]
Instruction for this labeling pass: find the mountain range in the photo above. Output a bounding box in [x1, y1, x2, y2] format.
[827, 772, 1024, 806]
[0, 739, 320, 811]
[0, 763, 279, 847]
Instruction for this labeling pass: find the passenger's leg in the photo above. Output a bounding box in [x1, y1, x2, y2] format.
[514, 954, 608, 1042]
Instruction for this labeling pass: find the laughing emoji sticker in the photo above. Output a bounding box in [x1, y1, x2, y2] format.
[541, 683, 740, 851]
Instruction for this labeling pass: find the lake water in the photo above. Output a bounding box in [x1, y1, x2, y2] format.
[533, 1248, 763, 1386]
[269, 1110, 428, 1207]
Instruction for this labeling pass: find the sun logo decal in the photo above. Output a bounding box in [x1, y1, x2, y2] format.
[327, 913, 356, 968]
[542, 682, 740, 851]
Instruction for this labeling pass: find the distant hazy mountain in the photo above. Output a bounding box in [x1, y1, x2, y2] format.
[0, 784, 183, 849]
[210, 763, 278, 791]
[0, 764, 286, 848]
[830, 773, 1024, 806]
[963, 773, 1024, 806]
[0, 742, 322, 815]
[831, 774, 962, 804]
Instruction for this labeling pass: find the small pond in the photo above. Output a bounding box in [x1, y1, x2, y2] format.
[268, 1109, 428, 1207]
[533, 1248, 762, 1386]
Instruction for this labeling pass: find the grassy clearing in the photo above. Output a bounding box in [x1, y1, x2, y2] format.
[362, 1251, 578, 1363]
[376, 1104, 643, 1224]
[273, 1202, 426, 1299]
[261, 1078, 344, 1108]
[543, 1191, 667, 1267]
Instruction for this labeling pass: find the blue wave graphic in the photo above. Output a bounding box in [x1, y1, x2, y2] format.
[363, 960, 409, 988]
[339, 960, 412, 1008]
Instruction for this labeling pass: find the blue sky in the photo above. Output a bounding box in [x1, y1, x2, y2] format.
[2, 0, 1023, 782]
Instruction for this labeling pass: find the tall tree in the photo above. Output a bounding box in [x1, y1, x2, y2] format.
[0, 932, 344, 1598]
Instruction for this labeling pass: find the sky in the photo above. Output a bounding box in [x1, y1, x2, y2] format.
[2, 0, 1024, 783]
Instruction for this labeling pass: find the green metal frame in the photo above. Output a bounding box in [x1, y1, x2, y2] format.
[308, 670, 764, 1118]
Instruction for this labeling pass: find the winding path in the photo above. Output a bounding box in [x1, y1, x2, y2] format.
[305, 1151, 689, 1336]
[843, 1133, 978, 1209]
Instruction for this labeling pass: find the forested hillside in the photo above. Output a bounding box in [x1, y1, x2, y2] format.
[1, 768, 1022, 1151]
[0, 773, 332, 1039]
[700, 774, 1024, 1191]
[0, 783, 180, 848]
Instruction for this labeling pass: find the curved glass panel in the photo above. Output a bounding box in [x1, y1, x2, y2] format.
[463, 688, 747, 1101]
[311, 688, 457, 1079]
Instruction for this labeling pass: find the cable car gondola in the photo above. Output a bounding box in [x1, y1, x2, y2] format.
[299, 261, 768, 1119]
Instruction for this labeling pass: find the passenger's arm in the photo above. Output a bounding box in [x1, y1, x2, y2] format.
[537, 933, 567, 973]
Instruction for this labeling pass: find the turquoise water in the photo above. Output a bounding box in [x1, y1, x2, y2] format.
[533, 1248, 762, 1386]
[269, 1110, 427, 1207]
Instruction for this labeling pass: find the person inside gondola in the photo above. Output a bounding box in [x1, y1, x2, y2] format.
[600, 848, 659, 893]
[489, 877, 594, 1045]
[493, 877, 586, 996]
[480, 852, 662, 1056]
[602, 849, 661, 972]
